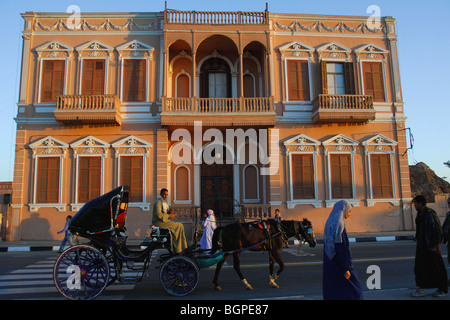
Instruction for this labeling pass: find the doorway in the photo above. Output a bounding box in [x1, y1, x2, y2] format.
[201, 163, 233, 221]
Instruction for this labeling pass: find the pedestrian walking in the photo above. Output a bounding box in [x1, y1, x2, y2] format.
[200, 209, 217, 250]
[57, 215, 72, 253]
[411, 195, 448, 297]
[442, 197, 450, 285]
[322, 200, 363, 300]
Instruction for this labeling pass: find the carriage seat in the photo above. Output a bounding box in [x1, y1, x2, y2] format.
[140, 225, 171, 247]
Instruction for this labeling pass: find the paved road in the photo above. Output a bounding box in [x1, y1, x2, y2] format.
[0, 240, 448, 302]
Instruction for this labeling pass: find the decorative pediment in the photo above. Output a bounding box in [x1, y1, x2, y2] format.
[354, 44, 388, 60]
[116, 40, 154, 58]
[279, 41, 315, 58]
[112, 136, 152, 157]
[362, 134, 397, 153]
[29, 136, 69, 157]
[70, 136, 110, 156]
[75, 40, 114, 58]
[284, 134, 320, 154]
[317, 42, 351, 61]
[322, 134, 359, 153]
[35, 41, 73, 59]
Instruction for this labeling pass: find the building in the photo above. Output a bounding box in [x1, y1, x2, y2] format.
[9, 4, 413, 241]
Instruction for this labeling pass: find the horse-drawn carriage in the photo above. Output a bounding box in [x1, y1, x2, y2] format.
[53, 186, 316, 300]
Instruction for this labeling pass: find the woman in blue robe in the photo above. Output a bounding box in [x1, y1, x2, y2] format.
[323, 200, 363, 300]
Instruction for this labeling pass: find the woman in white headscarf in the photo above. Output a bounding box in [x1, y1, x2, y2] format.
[322, 200, 363, 300]
[200, 209, 217, 250]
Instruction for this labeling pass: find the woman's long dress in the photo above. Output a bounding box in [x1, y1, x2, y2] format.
[323, 228, 363, 300]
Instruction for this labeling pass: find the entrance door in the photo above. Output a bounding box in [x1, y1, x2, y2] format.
[201, 163, 233, 220]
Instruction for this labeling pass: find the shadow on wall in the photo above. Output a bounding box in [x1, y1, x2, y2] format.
[20, 212, 52, 240]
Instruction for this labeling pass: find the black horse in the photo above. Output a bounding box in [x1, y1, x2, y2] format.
[210, 218, 317, 291]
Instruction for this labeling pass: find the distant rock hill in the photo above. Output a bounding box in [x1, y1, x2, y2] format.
[410, 162, 450, 202]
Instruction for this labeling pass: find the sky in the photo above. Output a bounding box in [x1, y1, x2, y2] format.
[0, 0, 449, 183]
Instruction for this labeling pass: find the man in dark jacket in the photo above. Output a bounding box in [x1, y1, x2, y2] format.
[411, 195, 448, 297]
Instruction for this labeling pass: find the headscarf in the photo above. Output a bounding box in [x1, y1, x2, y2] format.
[204, 209, 217, 229]
[324, 200, 353, 260]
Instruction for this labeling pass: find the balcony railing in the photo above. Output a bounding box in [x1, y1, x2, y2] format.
[163, 97, 273, 113]
[161, 97, 275, 126]
[165, 9, 268, 25]
[54, 95, 122, 125]
[312, 94, 375, 124]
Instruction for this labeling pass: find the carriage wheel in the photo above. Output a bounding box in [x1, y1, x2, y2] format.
[159, 256, 199, 296]
[53, 245, 110, 300]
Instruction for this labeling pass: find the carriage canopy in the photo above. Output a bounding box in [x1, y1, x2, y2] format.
[69, 186, 129, 235]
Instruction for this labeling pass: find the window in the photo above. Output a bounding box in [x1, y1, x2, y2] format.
[363, 62, 385, 102]
[123, 59, 146, 102]
[330, 154, 353, 199]
[208, 73, 227, 98]
[243, 165, 259, 202]
[292, 154, 315, 199]
[287, 60, 310, 101]
[120, 156, 143, 202]
[41, 60, 65, 102]
[174, 166, 190, 202]
[370, 154, 393, 198]
[176, 74, 190, 98]
[78, 157, 101, 203]
[37, 157, 60, 203]
[82, 59, 105, 95]
[321, 62, 355, 95]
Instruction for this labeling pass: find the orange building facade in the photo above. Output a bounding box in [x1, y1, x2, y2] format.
[9, 7, 413, 241]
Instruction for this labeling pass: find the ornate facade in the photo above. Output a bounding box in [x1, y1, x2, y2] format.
[8, 6, 412, 240]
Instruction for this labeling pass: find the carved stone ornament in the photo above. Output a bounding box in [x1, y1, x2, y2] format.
[70, 136, 110, 156]
[274, 20, 386, 34]
[29, 136, 69, 158]
[284, 134, 320, 154]
[112, 135, 152, 158]
[322, 134, 359, 154]
[35, 41, 73, 60]
[33, 18, 158, 32]
[362, 134, 397, 154]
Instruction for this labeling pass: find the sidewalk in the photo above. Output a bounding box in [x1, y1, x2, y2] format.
[0, 231, 416, 252]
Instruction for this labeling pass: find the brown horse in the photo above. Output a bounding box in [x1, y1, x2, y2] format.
[210, 219, 316, 291]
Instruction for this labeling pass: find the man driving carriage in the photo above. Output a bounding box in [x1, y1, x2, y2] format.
[152, 188, 188, 254]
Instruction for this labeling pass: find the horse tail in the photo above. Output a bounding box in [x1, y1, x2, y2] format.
[211, 227, 223, 253]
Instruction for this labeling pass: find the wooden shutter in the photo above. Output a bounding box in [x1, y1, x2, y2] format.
[121, 156, 143, 202]
[287, 60, 310, 101]
[331, 154, 353, 199]
[82, 59, 105, 95]
[370, 154, 393, 198]
[123, 59, 146, 102]
[344, 62, 355, 95]
[320, 61, 328, 94]
[363, 62, 385, 102]
[292, 154, 315, 199]
[41, 60, 65, 102]
[78, 157, 101, 203]
[37, 157, 60, 203]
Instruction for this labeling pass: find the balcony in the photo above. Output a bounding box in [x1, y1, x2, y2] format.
[165, 9, 268, 25]
[161, 97, 276, 126]
[54, 95, 122, 125]
[312, 94, 375, 124]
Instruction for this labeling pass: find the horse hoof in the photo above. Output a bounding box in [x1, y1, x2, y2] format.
[215, 285, 222, 291]
[247, 285, 253, 290]
[270, 283, 280, 289]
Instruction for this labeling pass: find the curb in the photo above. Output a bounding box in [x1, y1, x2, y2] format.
[294, 235, 415, 245]
[0, 235, 416, 253]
